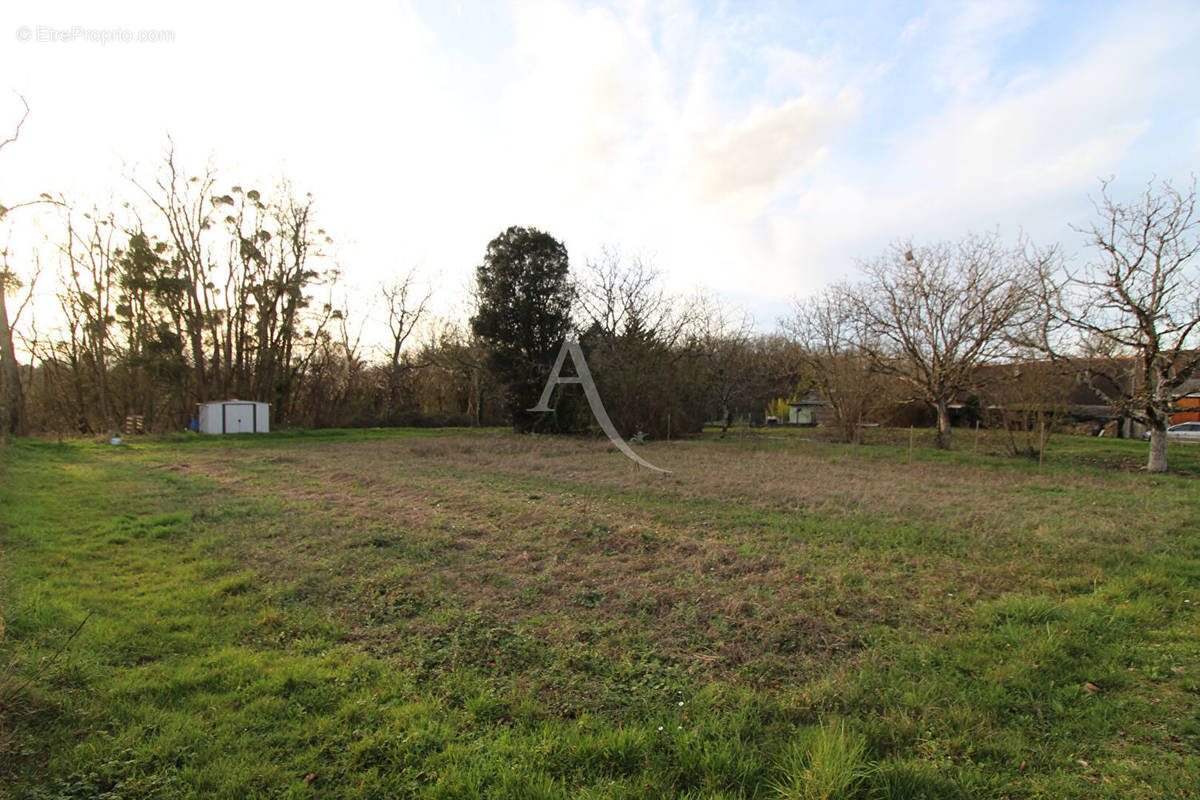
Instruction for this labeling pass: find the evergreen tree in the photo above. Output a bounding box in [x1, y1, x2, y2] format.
[470, 226, 574, 432]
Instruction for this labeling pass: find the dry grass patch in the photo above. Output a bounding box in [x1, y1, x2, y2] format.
[151, 432, 1174, 688]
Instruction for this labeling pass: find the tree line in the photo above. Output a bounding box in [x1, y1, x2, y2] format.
[3, 146, 356, 436]
[786, 178, 1199, 473]
[465, 177, 1198, 474]
[0, 139, 797, 442]
[2, 109, 1197, 473]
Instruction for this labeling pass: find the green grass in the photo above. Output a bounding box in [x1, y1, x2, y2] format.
[2, 428, 1198, 798]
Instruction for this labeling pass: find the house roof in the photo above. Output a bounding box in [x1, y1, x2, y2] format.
[970, 356, 1200, 404]
[1178, 376, 1200, 396]
[789, 390, 829, 407]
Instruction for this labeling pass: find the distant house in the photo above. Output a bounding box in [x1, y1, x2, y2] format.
[791, 357, 1197, 434]
[968, 357, 1200, 437]
[1052, 359, 1200, 434]
[787, 391, 832, 426]
[1174, 378, 1200, 424]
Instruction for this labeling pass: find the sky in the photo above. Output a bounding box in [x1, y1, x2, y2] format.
[1, 0, 1198, 341]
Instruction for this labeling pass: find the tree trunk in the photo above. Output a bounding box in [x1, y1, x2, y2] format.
[471, 369, 481, 426]
[1147, 423, 1169, 473]
[835, 407, 859, 444]
[935, 398, 952, 450]
[0, 278, 24, 436]
[95, 344, 111, 430]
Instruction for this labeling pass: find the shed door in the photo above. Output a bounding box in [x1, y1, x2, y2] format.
[223, 404, 256, 433]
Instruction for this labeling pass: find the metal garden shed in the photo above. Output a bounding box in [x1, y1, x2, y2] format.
[197, 400, 270, 434]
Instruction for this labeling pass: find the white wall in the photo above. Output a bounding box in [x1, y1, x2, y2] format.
[197, 402, 270, 434]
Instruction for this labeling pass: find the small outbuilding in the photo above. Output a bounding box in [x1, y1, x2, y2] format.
[197, 400, 270, 434]
[788, 391, 832, 426]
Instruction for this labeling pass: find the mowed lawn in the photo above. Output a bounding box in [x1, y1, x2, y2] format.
[1, 428, 1198, 799]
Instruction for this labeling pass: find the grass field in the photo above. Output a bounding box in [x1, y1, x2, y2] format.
[2, 427, 1198, 798]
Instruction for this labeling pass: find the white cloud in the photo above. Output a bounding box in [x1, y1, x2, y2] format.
[464, 0, 864, 306]
[931, 0, 1036, 97]
[686, 90, 859, 213]
[892, 14, 1181, 226]
[900, 14, 929, 43]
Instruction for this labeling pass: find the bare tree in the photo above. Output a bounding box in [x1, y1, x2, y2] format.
[979, 356, 1073, 458]
[574, 249, 709, 438]
[785, 285, 886, 444]
[1038, 178, 1200, 473]
[57, 205, 123, 430]
[1, 98, 31, 436]
[131, 143, 219, 402]
[258, 187, 332, 407]
[414, 318, 484, 425]
[689, 292, 755, 436]
[0, 248, 42, 437]
[0, 96, 58, 436]
[576, 247, 687, 346]
[380, 269, 431, 423]
[851, 233, 1041, 448]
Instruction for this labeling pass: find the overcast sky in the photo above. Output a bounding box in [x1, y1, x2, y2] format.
[2, 0, 1199, 333]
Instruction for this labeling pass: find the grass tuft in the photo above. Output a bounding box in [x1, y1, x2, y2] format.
[772, 720, 870, 800]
